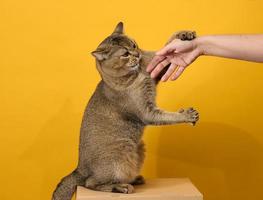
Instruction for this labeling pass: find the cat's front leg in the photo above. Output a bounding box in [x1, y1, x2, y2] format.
[141, 107, 199, 126]
[166, 30, 196, 44]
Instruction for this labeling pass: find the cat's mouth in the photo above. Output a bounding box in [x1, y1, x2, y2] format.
[130, 64, 140, 71]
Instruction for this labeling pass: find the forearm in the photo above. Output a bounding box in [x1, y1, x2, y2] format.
[195, 34, 263, 62]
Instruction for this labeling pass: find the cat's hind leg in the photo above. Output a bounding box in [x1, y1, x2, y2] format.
[84, 143, 140, 193]
[130, 175, 145, 185]
[85, 176, 134, 193]
[96, 183, 134, 194]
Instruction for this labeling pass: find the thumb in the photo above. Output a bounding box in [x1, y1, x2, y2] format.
[156, 42, 176, 56]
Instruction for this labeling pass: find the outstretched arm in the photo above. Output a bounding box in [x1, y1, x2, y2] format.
[147, 34, 263, 81]
[198, 34, 263, 62]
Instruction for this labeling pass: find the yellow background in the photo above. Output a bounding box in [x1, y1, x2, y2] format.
[1, 0, 263, 200]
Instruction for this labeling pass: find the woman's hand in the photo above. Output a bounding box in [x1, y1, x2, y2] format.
[147, 34, 263, 81]
[147, 39, 202, 81]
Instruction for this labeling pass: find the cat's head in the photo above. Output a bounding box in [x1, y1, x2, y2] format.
[92, 22, 141, 78]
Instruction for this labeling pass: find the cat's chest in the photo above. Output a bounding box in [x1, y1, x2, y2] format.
[127, 73, 156, 103]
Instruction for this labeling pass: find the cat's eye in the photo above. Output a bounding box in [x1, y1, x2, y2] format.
[121, 51, 129, 57]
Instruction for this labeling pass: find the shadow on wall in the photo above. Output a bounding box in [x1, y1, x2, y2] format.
[20, 100, 80, 200]
[156, 122, 263, 200]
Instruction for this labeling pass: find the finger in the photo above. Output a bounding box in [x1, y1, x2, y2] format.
[150, 59, 170, 78]
[156, 43, 176, 56]
[146, 55, 166, 73]
[170, 66, 185, 81]
[161, 63, 177, 82]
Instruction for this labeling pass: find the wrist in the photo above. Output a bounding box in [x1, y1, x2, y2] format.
[193, 36, 209, 56]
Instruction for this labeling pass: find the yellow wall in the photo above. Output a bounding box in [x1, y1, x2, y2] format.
[1, 0, 263, 199]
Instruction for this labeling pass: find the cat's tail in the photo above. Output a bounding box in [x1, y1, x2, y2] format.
[52, 169, 86, 200]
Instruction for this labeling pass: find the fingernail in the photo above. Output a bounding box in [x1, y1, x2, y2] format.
[150, 73, 155, 78]
[161, 77, 166, 82]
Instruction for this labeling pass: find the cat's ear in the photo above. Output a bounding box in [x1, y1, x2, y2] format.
[91, 49, 109, 61]
[112, 22, 124, 35]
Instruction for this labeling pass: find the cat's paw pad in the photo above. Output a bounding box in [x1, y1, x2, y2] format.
[176, 31, 196, 41]
[130, 175, 145, 185]
[112, 184, 134, 194]
[179, 107, 199, 125]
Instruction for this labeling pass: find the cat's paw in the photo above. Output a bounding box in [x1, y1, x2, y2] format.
[175, 31, 196, 41]
[112, 184, 134, 194]
[179, 107, 199, 125]
[130, 175, 145, 185]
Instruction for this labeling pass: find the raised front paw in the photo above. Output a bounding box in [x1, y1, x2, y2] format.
[179, 107, 199, 125]
[175, 31, 196, 41]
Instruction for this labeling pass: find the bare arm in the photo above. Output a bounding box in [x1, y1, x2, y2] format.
[147, 34, 263, 81]
[198, 34, 263, 62]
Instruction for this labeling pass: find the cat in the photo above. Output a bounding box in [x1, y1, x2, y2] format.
[52, 22, 198, 200]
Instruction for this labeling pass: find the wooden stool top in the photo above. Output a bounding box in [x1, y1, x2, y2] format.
[76, 178, 203, 200]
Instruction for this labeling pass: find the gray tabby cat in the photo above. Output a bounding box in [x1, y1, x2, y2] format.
[52, 22, 198, 200]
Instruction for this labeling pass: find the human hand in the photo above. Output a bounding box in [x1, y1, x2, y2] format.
[146, 39, 202, 81]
